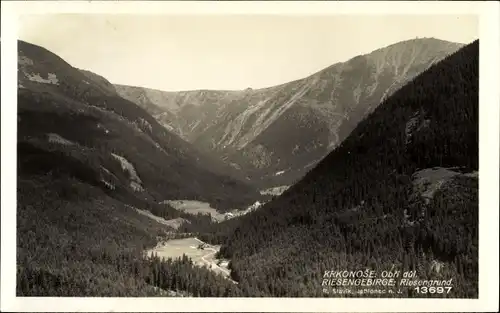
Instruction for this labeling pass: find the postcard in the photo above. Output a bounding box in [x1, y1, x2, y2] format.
[1, 1, 499, 312]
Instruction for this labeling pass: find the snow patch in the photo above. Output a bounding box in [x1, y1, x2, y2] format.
[26, 72, 59, 85]
[47, 133, 75, 146]
[101, 180, 116, 190]
[260, 185, 289, 196]
[275, 170, 286, 176]
[248, 201, 263, 211]
[111, 153, 144, 192]
[224, 200, 266, 219]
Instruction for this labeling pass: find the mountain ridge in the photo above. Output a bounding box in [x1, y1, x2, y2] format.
[208, 39, 479, 298]
[17, 39, 260, 212]
[115, 37, 465, 188]
[116, 37, 463, 93]
[15, 37, 479, 299]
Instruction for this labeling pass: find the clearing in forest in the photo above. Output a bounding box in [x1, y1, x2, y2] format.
[145, 237, 233, 279]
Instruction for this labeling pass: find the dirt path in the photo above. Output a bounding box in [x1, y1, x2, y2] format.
[193, 237, 231, 276]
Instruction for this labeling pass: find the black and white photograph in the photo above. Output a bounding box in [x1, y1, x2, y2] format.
[1, 1, 499, 312]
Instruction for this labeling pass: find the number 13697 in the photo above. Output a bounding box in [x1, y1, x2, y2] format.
[414, 286, 452, 294]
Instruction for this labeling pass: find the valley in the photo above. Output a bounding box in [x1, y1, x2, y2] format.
[15, 36, 479, 299]
[116, 38, 463, 188]
[160, 199, 265, 222]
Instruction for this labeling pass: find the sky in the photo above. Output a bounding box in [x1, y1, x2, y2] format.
[18, 14, 478, 91]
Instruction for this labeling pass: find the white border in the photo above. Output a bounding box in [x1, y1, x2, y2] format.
[1, 1, 499, 312]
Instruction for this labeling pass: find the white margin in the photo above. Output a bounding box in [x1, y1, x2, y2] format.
[1, 1, 499, 312]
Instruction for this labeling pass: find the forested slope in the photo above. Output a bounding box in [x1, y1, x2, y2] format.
[16, 40, 259, 296]
[211, 40, 479, 297]
[17, 40, 260, 212]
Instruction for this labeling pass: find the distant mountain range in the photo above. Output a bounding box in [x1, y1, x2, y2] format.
[115, 38, 463, 188]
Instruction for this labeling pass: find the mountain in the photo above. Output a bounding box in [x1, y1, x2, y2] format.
[15, 37, 478, 299]
[16, 40, 261, 296]
[17, 40, 260, 212]
[205, 40, 479, 297]
[115, 38, 464, 188]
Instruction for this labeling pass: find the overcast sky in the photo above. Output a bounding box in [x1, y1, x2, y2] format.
[18, 14, 478, 91]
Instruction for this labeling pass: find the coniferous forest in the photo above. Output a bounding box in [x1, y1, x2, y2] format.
[15, 39, 478, 298]
[201, 40, 479, 298]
